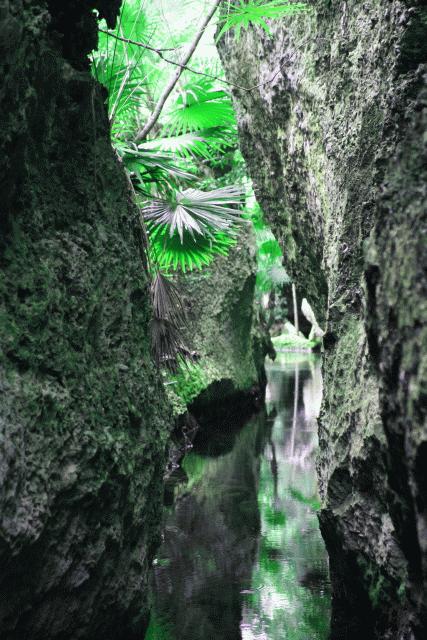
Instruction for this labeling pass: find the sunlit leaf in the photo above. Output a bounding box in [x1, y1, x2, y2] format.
[216, 0, 309, 42]
[149, 226, 236, 272]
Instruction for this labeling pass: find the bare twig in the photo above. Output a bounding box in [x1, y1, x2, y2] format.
[99, 26, 295, 95]
[98, 27, 179, 53]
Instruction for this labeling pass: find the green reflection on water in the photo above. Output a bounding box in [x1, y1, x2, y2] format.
[146, 357, 330, 639]
[145, 611, 173, 640]
[240, 422, 329, 639]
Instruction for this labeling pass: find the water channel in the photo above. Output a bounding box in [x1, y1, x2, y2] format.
[146, 354, 330, 639]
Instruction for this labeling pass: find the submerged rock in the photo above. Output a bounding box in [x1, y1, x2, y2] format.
[0, 2, 170, 639]
[218, 1, 427, 638]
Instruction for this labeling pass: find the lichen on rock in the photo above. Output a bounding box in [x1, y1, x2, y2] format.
[218, 1, 427, 637]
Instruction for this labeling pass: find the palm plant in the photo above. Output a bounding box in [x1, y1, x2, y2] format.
[149, 227, 236, 272]
[92, 0, 297, 369]
[92, 0, 246, 368]
[162, 76, 235, 136]
[216, 0, 308, 42]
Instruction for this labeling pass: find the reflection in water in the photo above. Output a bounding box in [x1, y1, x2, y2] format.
[146, 354, 330, 640]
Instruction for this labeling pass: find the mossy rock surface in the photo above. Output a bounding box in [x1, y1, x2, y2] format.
[168, 226, 266, 417]
[219, 1, 427, 637]
[0, 3, 171, 639]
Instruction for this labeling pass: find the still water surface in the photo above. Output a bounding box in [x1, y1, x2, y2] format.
[146, 354, 330, 639]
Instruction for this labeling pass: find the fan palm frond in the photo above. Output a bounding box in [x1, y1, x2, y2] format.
[150, 317, 189, 372]
[151, 271, 186, 326]
[150, 272, 192, 371]
[92, 49, 149, 139]
[143, 186, 245, 242]
[165, 100, 235, 135]
[142, 127, 236, 160]
[149, 226, 236, 272]
[163, 77, 235, 136]
[116, 142, 195, 191]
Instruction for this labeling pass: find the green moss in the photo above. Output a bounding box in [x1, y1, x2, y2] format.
[164, 361, 214, 416]
[272, 333, 320, 351]
[169, 227, 263, 416]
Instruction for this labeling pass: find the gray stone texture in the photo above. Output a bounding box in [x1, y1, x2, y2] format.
[178, 226, 265, 397]
[218, 1, 427, 637]
[0, 2, 170, 638]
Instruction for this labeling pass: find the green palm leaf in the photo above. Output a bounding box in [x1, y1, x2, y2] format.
[216, 0, 308, 41]
[149, 226, 236, 272]
[163, 77, 235, 136]
[143, 128, 236, 160]
[165, 100, 235, 135]
[116, 142, 194, 191]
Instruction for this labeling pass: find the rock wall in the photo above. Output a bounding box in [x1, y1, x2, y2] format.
[218, 1, 427, 638]
[176, 227, 267, 414]
[0, 2, 170, 639]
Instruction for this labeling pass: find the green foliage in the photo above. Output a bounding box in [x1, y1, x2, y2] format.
[245, 197, 289, 296]
[217, 0, 309, 42]
[116, 141, 194, 193]
[143, 185, 245, 272]
[91, 0, 297, 372]
[166, 361, 208, 407]
[92, 3, 154, 138]
[142, 129, 235, 161]
[289, 487, 321, 511]
[163, 77, 235, 136]
[93, 3, 242, 274]
[149, 225, 236, 272]
[143, 186, 244, 240]
[181, 453, 208, 490]
[272, 333, 320, 351]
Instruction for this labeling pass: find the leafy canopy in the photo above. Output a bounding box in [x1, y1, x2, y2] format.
[217, 1, 308, 41]
[92, 0, 296, 368]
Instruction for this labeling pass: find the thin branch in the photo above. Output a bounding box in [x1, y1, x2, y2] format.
[99, 26, 294, 95]
[100, 27, 247, 90]
[135, 0, 223, 142]
[98, 27, 179, 53]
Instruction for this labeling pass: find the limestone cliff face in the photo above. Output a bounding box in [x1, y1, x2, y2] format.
[0, 2, 170, 638]
[177, 227, 266, 409]
[218, 1, 427, 638]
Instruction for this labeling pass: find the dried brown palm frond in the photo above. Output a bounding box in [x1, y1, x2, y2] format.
[150, 271, 193, 371]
